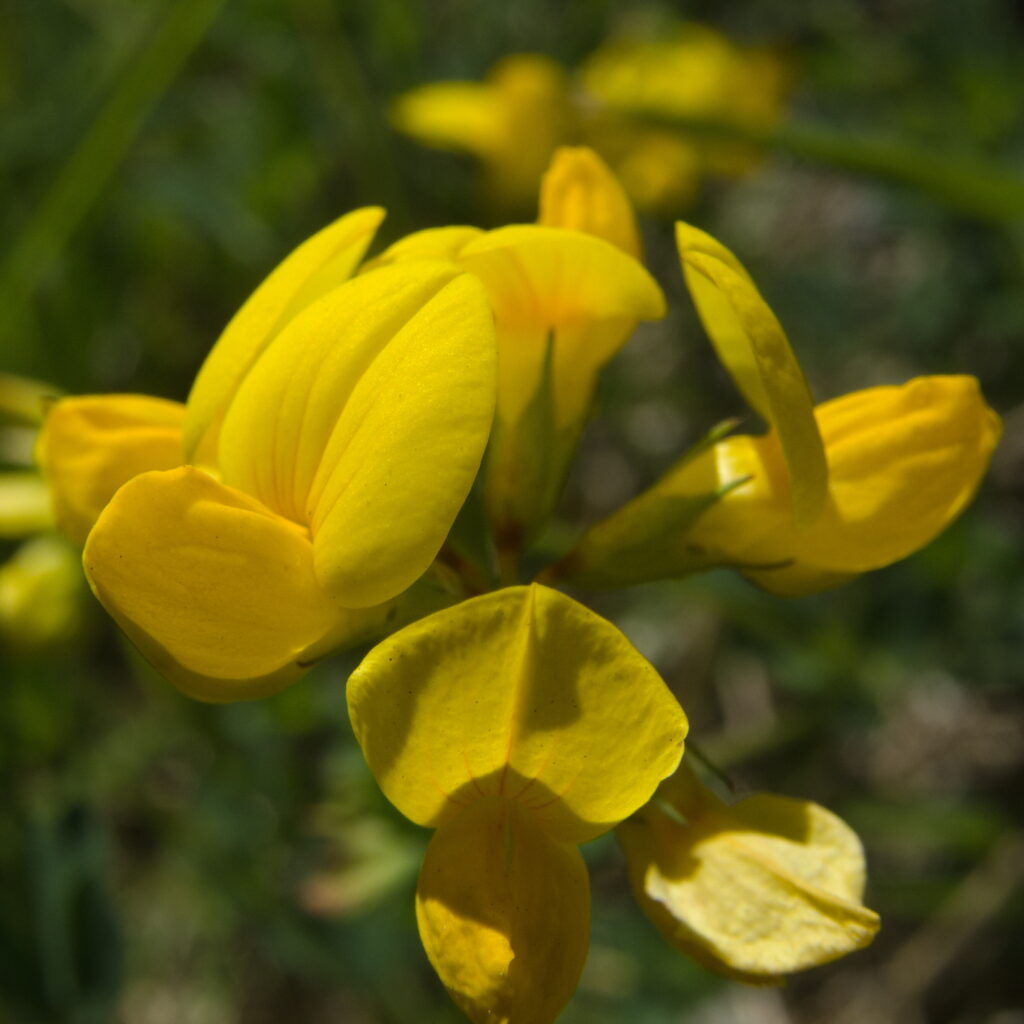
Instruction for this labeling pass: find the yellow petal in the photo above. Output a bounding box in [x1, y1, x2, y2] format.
[184, 207, 385, 462]
[0, 472, 53, 537]
[538, 146, 642, 259]
[619, 766, 880, 980]
[348, 584, 687, 844]
[391, 82, 505, 157]
[35, 395, 186, 544]
[715, 377, 1001, 589]
[0, 535, 83, 651]
[83, 467, 377, 703]
[0, 373, 61, 426]
[417, 799, 589, 1024]
[219, 263, 497, 608]
[365, 226, 484, 271]
[460, 225, 665, 430]
[676, 222, 826, 522]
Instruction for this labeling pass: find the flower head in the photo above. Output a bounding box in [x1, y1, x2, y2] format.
[348, 584, 687, 1022]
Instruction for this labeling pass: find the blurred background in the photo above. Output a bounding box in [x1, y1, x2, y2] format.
[1, 1, 1022, 1021]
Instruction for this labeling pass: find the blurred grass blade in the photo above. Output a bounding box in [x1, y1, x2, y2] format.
[641, 113, 1024, 224]
[0, 0, 228, 342]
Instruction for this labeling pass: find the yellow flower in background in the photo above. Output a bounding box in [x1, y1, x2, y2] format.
[0, 373, 85, 650]
[372, 150, 663, 548]
[392, 23, 791, 213]
[348, 584, 687, 1023]
[392, 55, 571, 210]
[557, 226, 1000, 595]
[36, 394, 187, 545]
[618, 762, 879, 980]
[80, 261, 496, 702]
[580, 22, 790, 208]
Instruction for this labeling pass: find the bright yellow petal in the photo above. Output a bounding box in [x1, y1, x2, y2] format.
[538, 146, 642, 259]
[184, 207, 385, 462]
[417, 799, 589, 1024]
[391, 82, 504, 157]
[619, 766, 880, 980]
[35, 395, 186, 544]
[365, 226, 485, 271]
[676, 222, 826, 522]
[348, 584, 687, 844]
[460, 225, 665, 429]
[0, 472, 53, 537]
[83, 467, 379, 702]
[218, 263, 496, 608]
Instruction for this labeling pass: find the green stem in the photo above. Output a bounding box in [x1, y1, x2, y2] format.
[639, 112, 1024, 224]
[0, 0, 228, 345]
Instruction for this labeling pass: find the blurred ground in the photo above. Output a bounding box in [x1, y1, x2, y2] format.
[1, 1, 1022, 1022]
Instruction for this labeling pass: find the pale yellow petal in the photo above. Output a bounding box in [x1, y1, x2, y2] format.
[460, 225, 665, 429]
[348, 584, 687, 844]
[0, 472, 53, 537]
[0, 373, 61, 426]
[0, 534, 83, 650]
[83, 467, 360, 703]
[184, 207, 385, 461]
[619, 768, 880, 979]
[676, 222, 826, 522]
[391, 82, 504, 157]
[417, 799, 589, 1024]
[35, 394, 186, 544]
[538, 146, 642, 259]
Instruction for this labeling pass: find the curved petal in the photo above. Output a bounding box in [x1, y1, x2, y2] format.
[417, 799, 589, 1024]
[219, 263, 497, 608]
[83, 467, 369, 703]
[366, 226, 485, 270]
[619, 767, 879, 979]
[0, 535, 83, 650]
[538, 146, 641, 259]
[35, 395, 186, 544]
[391, 82, 504, 157]
[0, 472, 53, 537]
[348, 584, 687, 843]
[460, 225, 665, 429]
[676, 222, 826, 522]
[184, 207, 385, 462]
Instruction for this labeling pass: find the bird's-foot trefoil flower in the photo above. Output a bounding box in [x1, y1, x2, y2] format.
[391, 55, 571, 211]
[81, 261, 497, 702]
[618, 761, 880, 980]
[347, 583, 688, 1024]
[554, 225, 1001, 594]
[372, 147, 664, 556]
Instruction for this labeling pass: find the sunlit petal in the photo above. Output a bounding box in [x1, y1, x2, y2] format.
[620, 767, 879, 979]
[35, 394, 186, 544]
[184, 206, 385, 461]
[676, 221, 826, 522]
[417, 799, 589, 1024]
[83, 467, 368, 703]
[348, 584, 687, 843]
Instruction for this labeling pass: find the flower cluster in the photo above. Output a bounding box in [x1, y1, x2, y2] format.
[34, 146, 999, 1021]
[392, 22, 791, 211]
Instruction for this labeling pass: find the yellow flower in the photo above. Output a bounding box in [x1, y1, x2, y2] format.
[78, 260, 496, 702]
[579, 23, 791, 210]
[391, 55, 571, 210]
[618, 762, 879, 980]
[348, 584, 688, 1023]
[558, 226, 1000, 594]
[373, 147, 663, 547]
[0, 374, 84, 649]
[35, 208, 386, 547]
